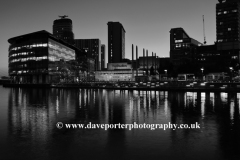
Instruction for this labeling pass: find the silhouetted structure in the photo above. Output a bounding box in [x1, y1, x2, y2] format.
[53, 16, 75, 45]
[74, 39, 101, 71]
[101, 44, 106, 69]
[216, 0, 240, 43]
[170, 28, 203, 68]
[107, 22, 125, 63]
[216, 0, 240, 68]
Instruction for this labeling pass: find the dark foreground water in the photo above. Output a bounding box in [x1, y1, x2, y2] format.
[0, 86, 240, 160]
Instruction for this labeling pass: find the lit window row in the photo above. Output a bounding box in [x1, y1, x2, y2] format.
[11, 70, 45, 74]
[175, 40, 183, 43]
[10, 52, 34, 57]
[218, 9, 237, 15]
[10, 56, 48, 63]
[175, 43, 190, 48]
[10, 43, 48, 51]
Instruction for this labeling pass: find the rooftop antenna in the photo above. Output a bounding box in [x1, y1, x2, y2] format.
[59, 15, 68, 19]
[202, 15, 207, 44]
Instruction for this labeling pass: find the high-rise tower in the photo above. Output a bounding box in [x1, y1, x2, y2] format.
[101, 44, 106, 69]
[74, 39, 101, 71]
[216, 0, 240, 63]
[216, 0, 240, 43]
[107, 22, 125, 63]
[53, 15, 74, 45]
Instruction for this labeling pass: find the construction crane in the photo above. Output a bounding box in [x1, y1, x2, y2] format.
[202, 15, 207, 44]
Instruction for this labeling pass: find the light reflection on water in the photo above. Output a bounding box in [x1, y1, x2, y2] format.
[0, 87, 240, 160]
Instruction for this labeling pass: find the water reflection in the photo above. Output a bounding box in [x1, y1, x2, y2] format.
[1, 88, 240, 159]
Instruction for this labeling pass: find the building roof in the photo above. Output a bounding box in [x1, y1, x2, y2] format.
[8, 30, 81, 52]
[107, 21, 126, 32]
[8, 30, 51, 44]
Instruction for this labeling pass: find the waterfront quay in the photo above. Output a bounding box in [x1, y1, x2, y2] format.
[3, 81, 240, 92]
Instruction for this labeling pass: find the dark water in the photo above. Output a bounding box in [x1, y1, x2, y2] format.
[0, 86, 240, 160]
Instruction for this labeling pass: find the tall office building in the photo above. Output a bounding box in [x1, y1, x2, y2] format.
[101, 44, 106, 69]
[53, 15, 74, 45]
[107, 22, 125, 63]
[170, 28, 202, 66]
[216, 0, 240, 43]
[216, 0, 240, 63]
[75, 39, 101, 71]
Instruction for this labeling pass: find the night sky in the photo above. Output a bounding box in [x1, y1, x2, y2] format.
[0, 0, 217, 77]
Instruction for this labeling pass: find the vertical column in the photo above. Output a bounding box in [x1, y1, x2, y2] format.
[143, 49, 145, 70]
[152, 52, 154, 76]
[155, 53, 157, 76]
[147, 50, 148, 75]
[132, 44, 134, 81]
[136, 46, 138, 76]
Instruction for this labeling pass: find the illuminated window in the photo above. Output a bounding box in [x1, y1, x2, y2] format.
[175, 44, 181, 48]
[224, 11, 227, 14]
[175, 40, 183, 43]
[232, 9, 237, 12]
[220, 22, 223, 25]
[228, 28, 231, 31]
[218, 12, 222, 15]
[42, 43, 47, 47]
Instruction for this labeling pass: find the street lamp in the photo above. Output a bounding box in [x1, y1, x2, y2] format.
[164, 70, 167, 80]
[201, 68, 204, 81]
[229, 67, 233, 82]
[201, 68, 204, 74]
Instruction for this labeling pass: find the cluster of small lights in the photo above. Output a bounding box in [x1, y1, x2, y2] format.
[10, 52, 34, 57]
[218, 9, 237, 15]
[10, 56, 48, 63]
[175, 40, 183, 43]
[11, 69, 47, 74]
[10, 43, 48, 51]
[175, 43, 190, 48]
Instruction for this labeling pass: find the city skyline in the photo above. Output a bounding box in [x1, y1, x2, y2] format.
[0, 0, 216, 76]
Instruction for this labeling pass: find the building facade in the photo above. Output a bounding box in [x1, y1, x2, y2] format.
[107, 22, 125, 63]
[53, 16, 75, 45]
[74, 39, 101, 71]
[8, 30, 86, 84]
[101, 44, 106, 69]
[216, 0, 240, 43]
[170, 28, 203, 67]
[216, 0, 240, 67]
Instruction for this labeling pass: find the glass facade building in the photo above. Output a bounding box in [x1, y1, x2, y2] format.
[8, 30, 86, 84]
